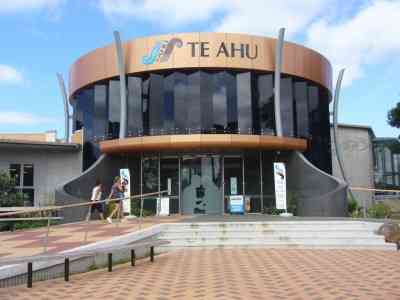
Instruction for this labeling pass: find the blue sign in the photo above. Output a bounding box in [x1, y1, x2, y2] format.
[142, 38, 183, 65]
[230, 195, 244, 214]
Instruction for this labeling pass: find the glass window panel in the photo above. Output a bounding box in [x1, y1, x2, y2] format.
[262, 151, 275, 211]
[149, 74, 164, 135]
[187, 72, 201, 133]
[237, 72, 252, 134]
[200, 71, 214, 133]
[244, 152, 261, 212]
[174, 72, 188, 134]
[226, 71, 238, 133]
[108, 80, 120, 139]
[22, 188, 34, 206]
[142, 156, 159, 194]
[9, 164, 21, 186]
[127, 76, 143, 137]
[257, 74, 274, 135]
[213, 72, 227, 133]
[23, 164, 34, 187]
[281, 77, 294, 137]
[224, 156, 243, 213]
[160, 157, 179, 214]
[294, 81, 309, 138]
[142, 77, 150, 135]
[94, 84, 108, 141]
[163, 73, 175, 134]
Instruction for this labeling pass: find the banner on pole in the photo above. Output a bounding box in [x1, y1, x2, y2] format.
[273, 162, 287, 210]
[120, 168, 131, 214]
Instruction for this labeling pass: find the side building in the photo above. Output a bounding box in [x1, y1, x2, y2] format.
[0, 132, 82, 207]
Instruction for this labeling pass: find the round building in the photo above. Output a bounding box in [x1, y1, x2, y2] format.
[61, 32, 346, 217]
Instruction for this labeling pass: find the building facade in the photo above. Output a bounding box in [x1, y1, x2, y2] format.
[57, 32, 346, 218]
[0, 137, 82, 207]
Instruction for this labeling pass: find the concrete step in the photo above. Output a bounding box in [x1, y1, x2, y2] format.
[160, 231, 383, 239]
[158, 221, 395, 250]
[159, 242, 397, 251]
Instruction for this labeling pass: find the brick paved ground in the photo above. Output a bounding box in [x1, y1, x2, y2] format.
[1, 248, 399, 300]
[0, 216, 187, 258]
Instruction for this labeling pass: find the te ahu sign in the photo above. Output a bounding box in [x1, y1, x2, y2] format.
[142, 38, 259, 65]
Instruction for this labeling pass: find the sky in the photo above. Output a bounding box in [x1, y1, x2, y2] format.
[0, 0, 400, 139]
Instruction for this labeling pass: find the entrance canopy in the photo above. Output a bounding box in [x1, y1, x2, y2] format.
[99, 134, 307, 154]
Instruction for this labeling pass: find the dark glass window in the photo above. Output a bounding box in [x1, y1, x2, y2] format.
[22, 188, 34, 206]
[142, 77, 150, 135]
[294, 81, 309, 138]
[262, 151, 275, 211]
[244, 152, 261, 212]
[94, 84, 108, 141]
[226, 71, 238, 133]
[257, 74, 274, 135]
[23, 164, 34, 187]
[213, 72, 227, 133]
[108, 80, 120, 139]
[237, 72, 252, 134]
[149, 74, 164, 135]
[200, 71, 214, 133]
[281, 77, 294, 137]
[127, 76, 143, 137]
[9, 164, 21, 186]
[163, 73, 175, 133]
[174, 72, 188, 134]
[187, 72, 201, 133]
[160, 157, 179, 213]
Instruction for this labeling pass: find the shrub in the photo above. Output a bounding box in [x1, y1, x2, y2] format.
[348, 197, 359, 216]
[367, 203, 391, 219]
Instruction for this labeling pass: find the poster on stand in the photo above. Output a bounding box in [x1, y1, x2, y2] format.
[230, 195, 244, 214]
[120, 168, 131, 214]
[273, 163, 287, 210]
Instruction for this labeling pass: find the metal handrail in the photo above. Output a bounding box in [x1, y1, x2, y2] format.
[0, 190, 168, 253]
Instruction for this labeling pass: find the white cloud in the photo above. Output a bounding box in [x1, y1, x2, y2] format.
[0, 65, 23, 84]
[0, 0, 63, 14]
[97, 0, 400, 86]
[0, 111, 55, 125]
[305, 0, 400, 86]
[97, 0, 227, 25]
[97, 0, 329, 37]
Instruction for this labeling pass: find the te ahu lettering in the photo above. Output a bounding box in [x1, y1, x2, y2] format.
[188, 42, 258, 60]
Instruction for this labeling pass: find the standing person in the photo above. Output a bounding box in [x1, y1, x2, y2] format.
[86, 179, 105, 222]
[107, 176, 125, 224]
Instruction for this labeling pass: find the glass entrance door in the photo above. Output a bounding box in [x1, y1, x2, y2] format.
[181, 155, 222, 214]
[224, 156, 243, 213]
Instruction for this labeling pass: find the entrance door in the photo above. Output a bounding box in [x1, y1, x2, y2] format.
[181, 155, 222, 214]
[224, 156, 243, 213]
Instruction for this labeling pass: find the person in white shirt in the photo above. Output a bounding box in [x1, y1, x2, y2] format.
[86, 179, 105, 221]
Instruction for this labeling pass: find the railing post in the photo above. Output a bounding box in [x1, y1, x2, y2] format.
[150, 246, 154, 262]
[64, 258, 70, 282]
[27, 262, 33, 288]
[43, 213, 51, 253]
[108, 253, 113, 272]
[131, 249, 136, 266]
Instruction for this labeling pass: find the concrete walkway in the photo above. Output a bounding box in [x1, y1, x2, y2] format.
[0, 216, 187, 259]
[1, 248, 399, 299]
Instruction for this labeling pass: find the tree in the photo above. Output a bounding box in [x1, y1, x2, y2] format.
[0, 171, 24, 207]
[387, 102, 400, 128]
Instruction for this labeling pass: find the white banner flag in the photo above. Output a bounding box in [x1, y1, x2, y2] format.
[274, 162, 287, 210]
[120, 168, 131, 214]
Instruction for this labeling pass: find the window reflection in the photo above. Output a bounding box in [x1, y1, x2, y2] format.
[73, 70, 332, 173]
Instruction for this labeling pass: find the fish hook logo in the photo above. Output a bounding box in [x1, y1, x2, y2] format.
[142, 38, 183, 65]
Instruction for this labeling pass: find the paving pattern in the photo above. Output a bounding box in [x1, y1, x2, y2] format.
[1, 248, 399, 300]
[0, 216, 187, 258]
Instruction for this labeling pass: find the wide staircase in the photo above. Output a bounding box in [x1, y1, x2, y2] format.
[158, 220, 397, 250]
